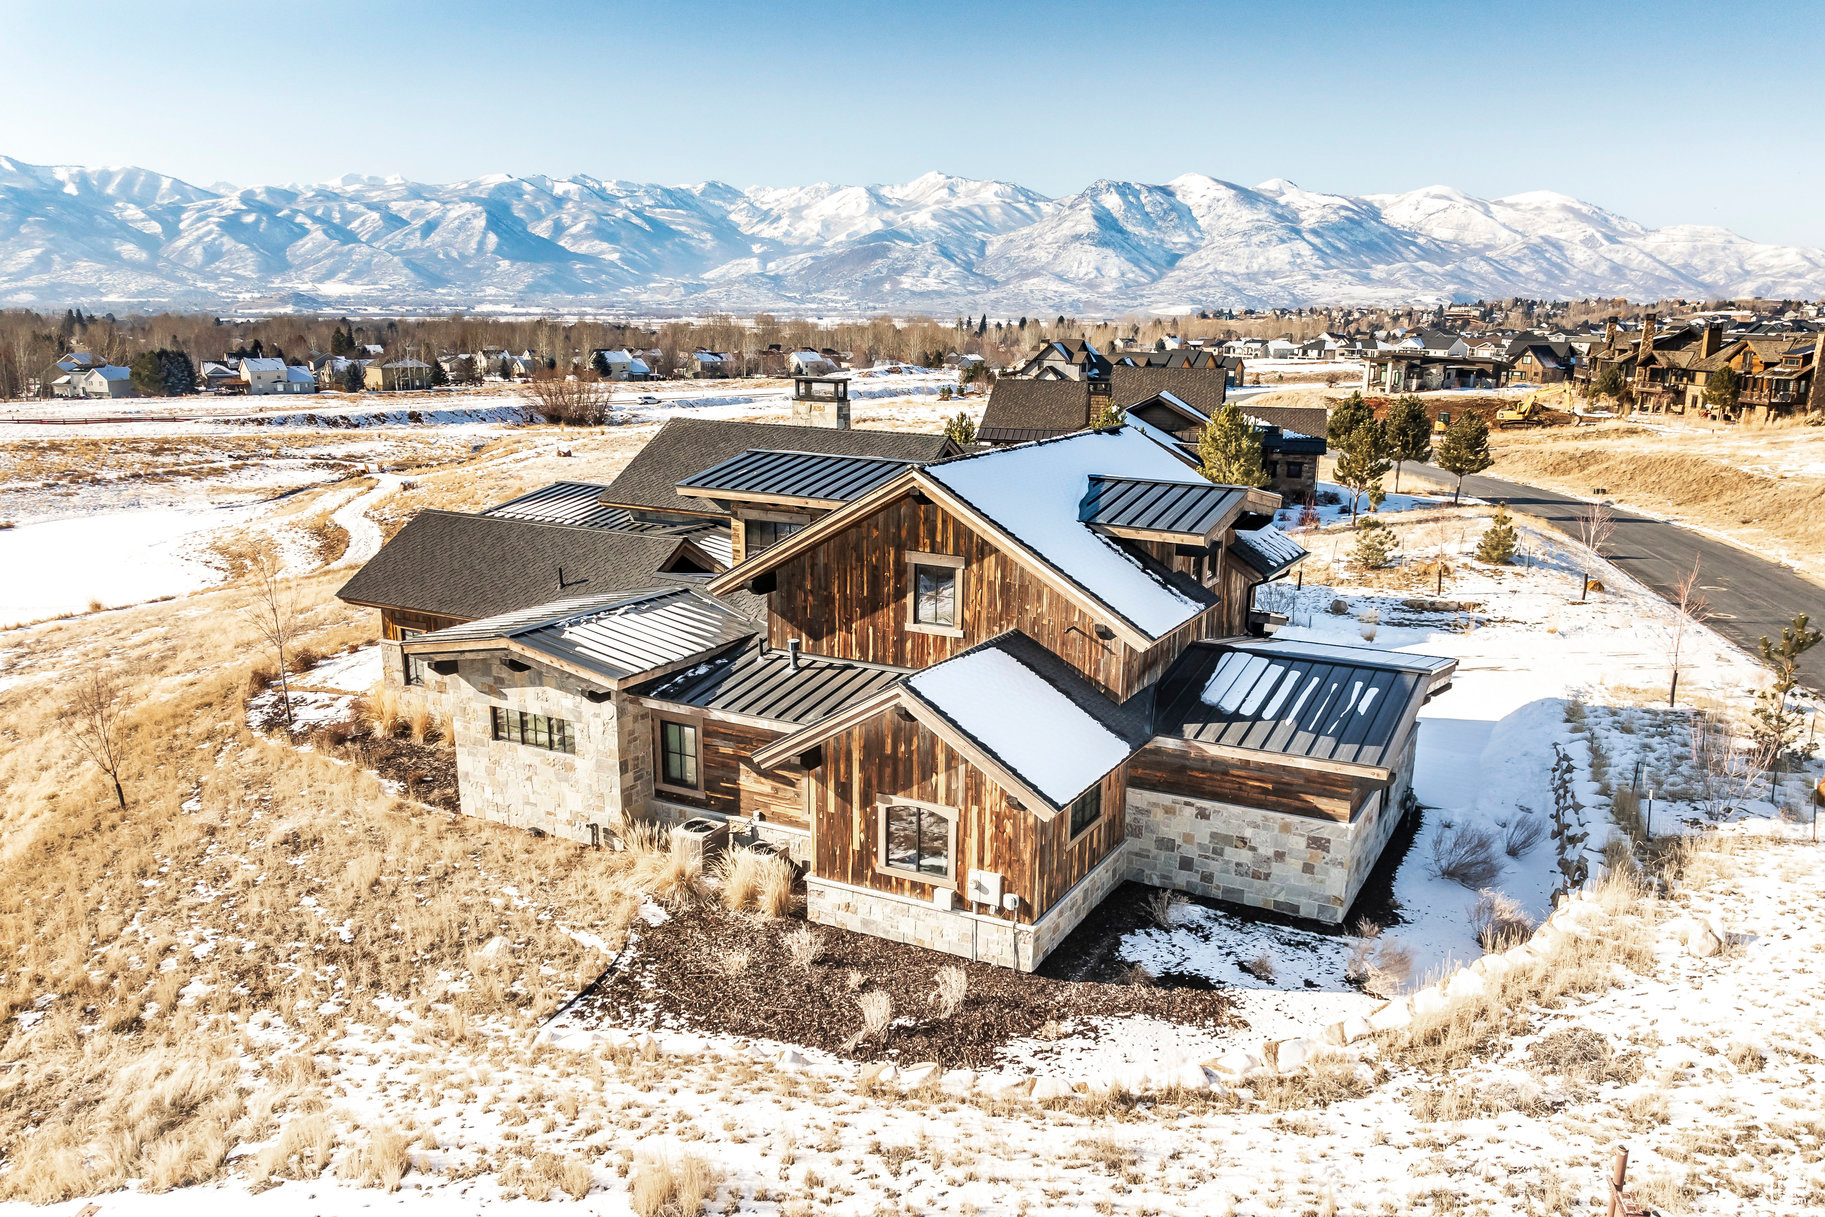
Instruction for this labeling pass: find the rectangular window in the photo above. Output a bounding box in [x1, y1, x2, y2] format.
[399, 628, 428, 685]
[905, 551, 964, 635]
[879, 799, 955, 881]
[1285, 462, 1304, 480]
[1068, 784, 1103, 839]
[490, 707, 577, 755]
[744, 517, 804, 555]
[658, 719, 700, 790]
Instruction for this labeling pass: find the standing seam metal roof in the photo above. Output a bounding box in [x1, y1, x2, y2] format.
[676, 448, 918, 504]
[1154, 639, 1455, 768]
[406, 587, 757, 684]
[1079, 475, 1248, 537]
[483, 481, 700, 532]
[633, 639, 910, 726]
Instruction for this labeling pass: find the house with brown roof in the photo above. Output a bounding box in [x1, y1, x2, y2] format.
[342, 421, 1454, 968]
[1008, 339, 1112, 382]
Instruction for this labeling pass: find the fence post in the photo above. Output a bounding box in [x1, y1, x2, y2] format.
[1608, 1145, 1629, 1216]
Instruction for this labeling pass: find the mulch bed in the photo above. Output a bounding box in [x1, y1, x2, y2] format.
[577, 896, 1238, 1071]
[351, 734, 460, 811]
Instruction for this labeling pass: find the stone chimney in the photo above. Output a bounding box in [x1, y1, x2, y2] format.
[1636, 312, 1658, 359]
[1810, 331, 1825, 416]
[790, 375, 850, 429]
[1698, 323, 1724, 359]
[1604, 316, 1619, 348]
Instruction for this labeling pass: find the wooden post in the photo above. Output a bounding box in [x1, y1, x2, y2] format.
[1608, 1146, 1629, 1216]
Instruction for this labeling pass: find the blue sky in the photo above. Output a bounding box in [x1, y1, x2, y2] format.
[5, 0, 1823, 245]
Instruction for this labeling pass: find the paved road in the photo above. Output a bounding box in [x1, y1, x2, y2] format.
[1405, 463, 1825, 696]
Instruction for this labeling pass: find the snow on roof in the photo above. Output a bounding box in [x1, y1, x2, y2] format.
[1230, 526, 1308, 578]
[627, 358, 650, 375]
[790, 349, 829, 362]
[240, 357, 285, 372]
[283, 365, 316, 382]
[908, 643, 1128, 807]
[924, 428, 1209, 638]
[94, 365, 130, 380]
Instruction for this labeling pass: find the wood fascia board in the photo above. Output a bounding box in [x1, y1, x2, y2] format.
[401, 636, 628, 691]
[1146, 732, 1392, 782]
[750, 686, 907, 770]
[675, 486, 846, 510]
[703, 473, 917, 595]
[899, 688, 1064, 821]
[1091, 523, 1218, 546]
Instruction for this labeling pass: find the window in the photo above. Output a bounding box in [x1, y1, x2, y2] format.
[658, 718, 700, 790]
[490, 707, 577, 754]
[878, 798, 955, 882]
[399, 628, 429, 686]
[1285, 461, 1304, 480]
[744, 517, 804, 555]
[1068, 784, 1103, 839]
[1436, 411, 1451, 426]
[904, 551, 964, 636]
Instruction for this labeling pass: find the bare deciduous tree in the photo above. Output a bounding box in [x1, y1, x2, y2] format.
[71, 665, 130, 809]
[1575, 500, 1614, 600]
[1665, 558, 1710, 706]
[518, 370, 611, 426]
[1689, 709, 1776, 821]
[240, 548, 303, 728]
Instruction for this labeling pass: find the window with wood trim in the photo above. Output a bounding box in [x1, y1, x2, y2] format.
[905, 550, 964, 636]
[1068, 783, 1103, 839]
[399, 628, 429, 686]
[878, 798, 956, 882]
[490, 707, 577, 754]
[657, 718, 701, 790]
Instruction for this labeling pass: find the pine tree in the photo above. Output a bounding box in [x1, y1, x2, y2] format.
[1435, 411, 1493, 504]
[428, 358, 448, 388]
[341, 361, 365, 393]
[1704, 365, 1741, 414]
[1474, 504, 1519, 564]
[1196, 399, 1268, 488]
[1352, 516, 1399, 569]
[1088, 397, 1126, 429]
[128, 351, 167, 396]
[943, 411, 977, 445]
[976, 314, 986, 337]
[1384, 395, 1432, 493]
[1333, 419, 1391, 522]
[1592, 363, 1624, 401]
[1751, 614, 1821, 768]
[1327, 391, 1373, 447]
[330, 327, 352, 356]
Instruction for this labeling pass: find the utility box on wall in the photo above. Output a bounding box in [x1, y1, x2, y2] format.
[966, 869, 1003, 907]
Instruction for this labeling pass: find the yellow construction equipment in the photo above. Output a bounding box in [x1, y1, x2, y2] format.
[1496, 384, 1573, 427]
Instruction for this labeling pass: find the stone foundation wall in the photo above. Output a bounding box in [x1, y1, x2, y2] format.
[807, 844, 1130, 972]
[446, 654, 632, 846]
[1124, 746, 1415, 925]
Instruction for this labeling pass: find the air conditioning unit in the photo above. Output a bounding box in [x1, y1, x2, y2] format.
[967, 869, 1003, 906]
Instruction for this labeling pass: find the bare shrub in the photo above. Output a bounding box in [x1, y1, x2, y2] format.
[1244, 951, 1277, 984]
[248, 1114, 336, 1184]
[1144, 888, 1187, 927]
[784, 924, 821, 969]
[519, 371, 611, 426]
[503, 1151, 594, 1201]
[1429, 821, 1501, 888]
[1503, 811, 1545, 858]
[715, 948, 751, 978]
[1471, 889, 1535, 950]
[1726, 1042, 1767, 1073]
[630, 1151, 719, 1217]
[929, 966, 968, 1019]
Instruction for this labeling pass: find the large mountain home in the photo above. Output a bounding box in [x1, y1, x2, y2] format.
[1009, 339, 1113, 382]
[342, 420, 1453, 970]
[1585, 315, 1824, 421]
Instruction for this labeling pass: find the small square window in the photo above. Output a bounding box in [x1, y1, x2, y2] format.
[912, 564, 956, 626]
[1285, 462, 1304, 480]
[879, 799, 955, 881]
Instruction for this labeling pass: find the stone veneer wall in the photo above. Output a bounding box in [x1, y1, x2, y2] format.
[806, 843, 1130, 972]
[379, 639, 457, 715]
[446, 655, 635, 845]
[1125, 734, 1418, 925]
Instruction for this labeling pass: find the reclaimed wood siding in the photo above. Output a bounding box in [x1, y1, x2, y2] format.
[767, 495, 1134, 698]
[1128, 740, 1364, 823]
[811, 712, 1123, 924]
[381, 607, 466, 638]
[661, 720, 806, 828]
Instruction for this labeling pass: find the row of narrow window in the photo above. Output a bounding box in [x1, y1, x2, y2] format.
[491, 706, 577, 754]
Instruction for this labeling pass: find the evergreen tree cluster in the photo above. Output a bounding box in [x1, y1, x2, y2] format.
[128, 348, 198, 397]
[1352, 516, 1399, 568]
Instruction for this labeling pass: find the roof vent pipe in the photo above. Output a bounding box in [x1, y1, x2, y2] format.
[788, 639, 800, 671]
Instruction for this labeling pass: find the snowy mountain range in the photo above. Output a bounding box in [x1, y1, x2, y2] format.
[5, 155, 1824, 313]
